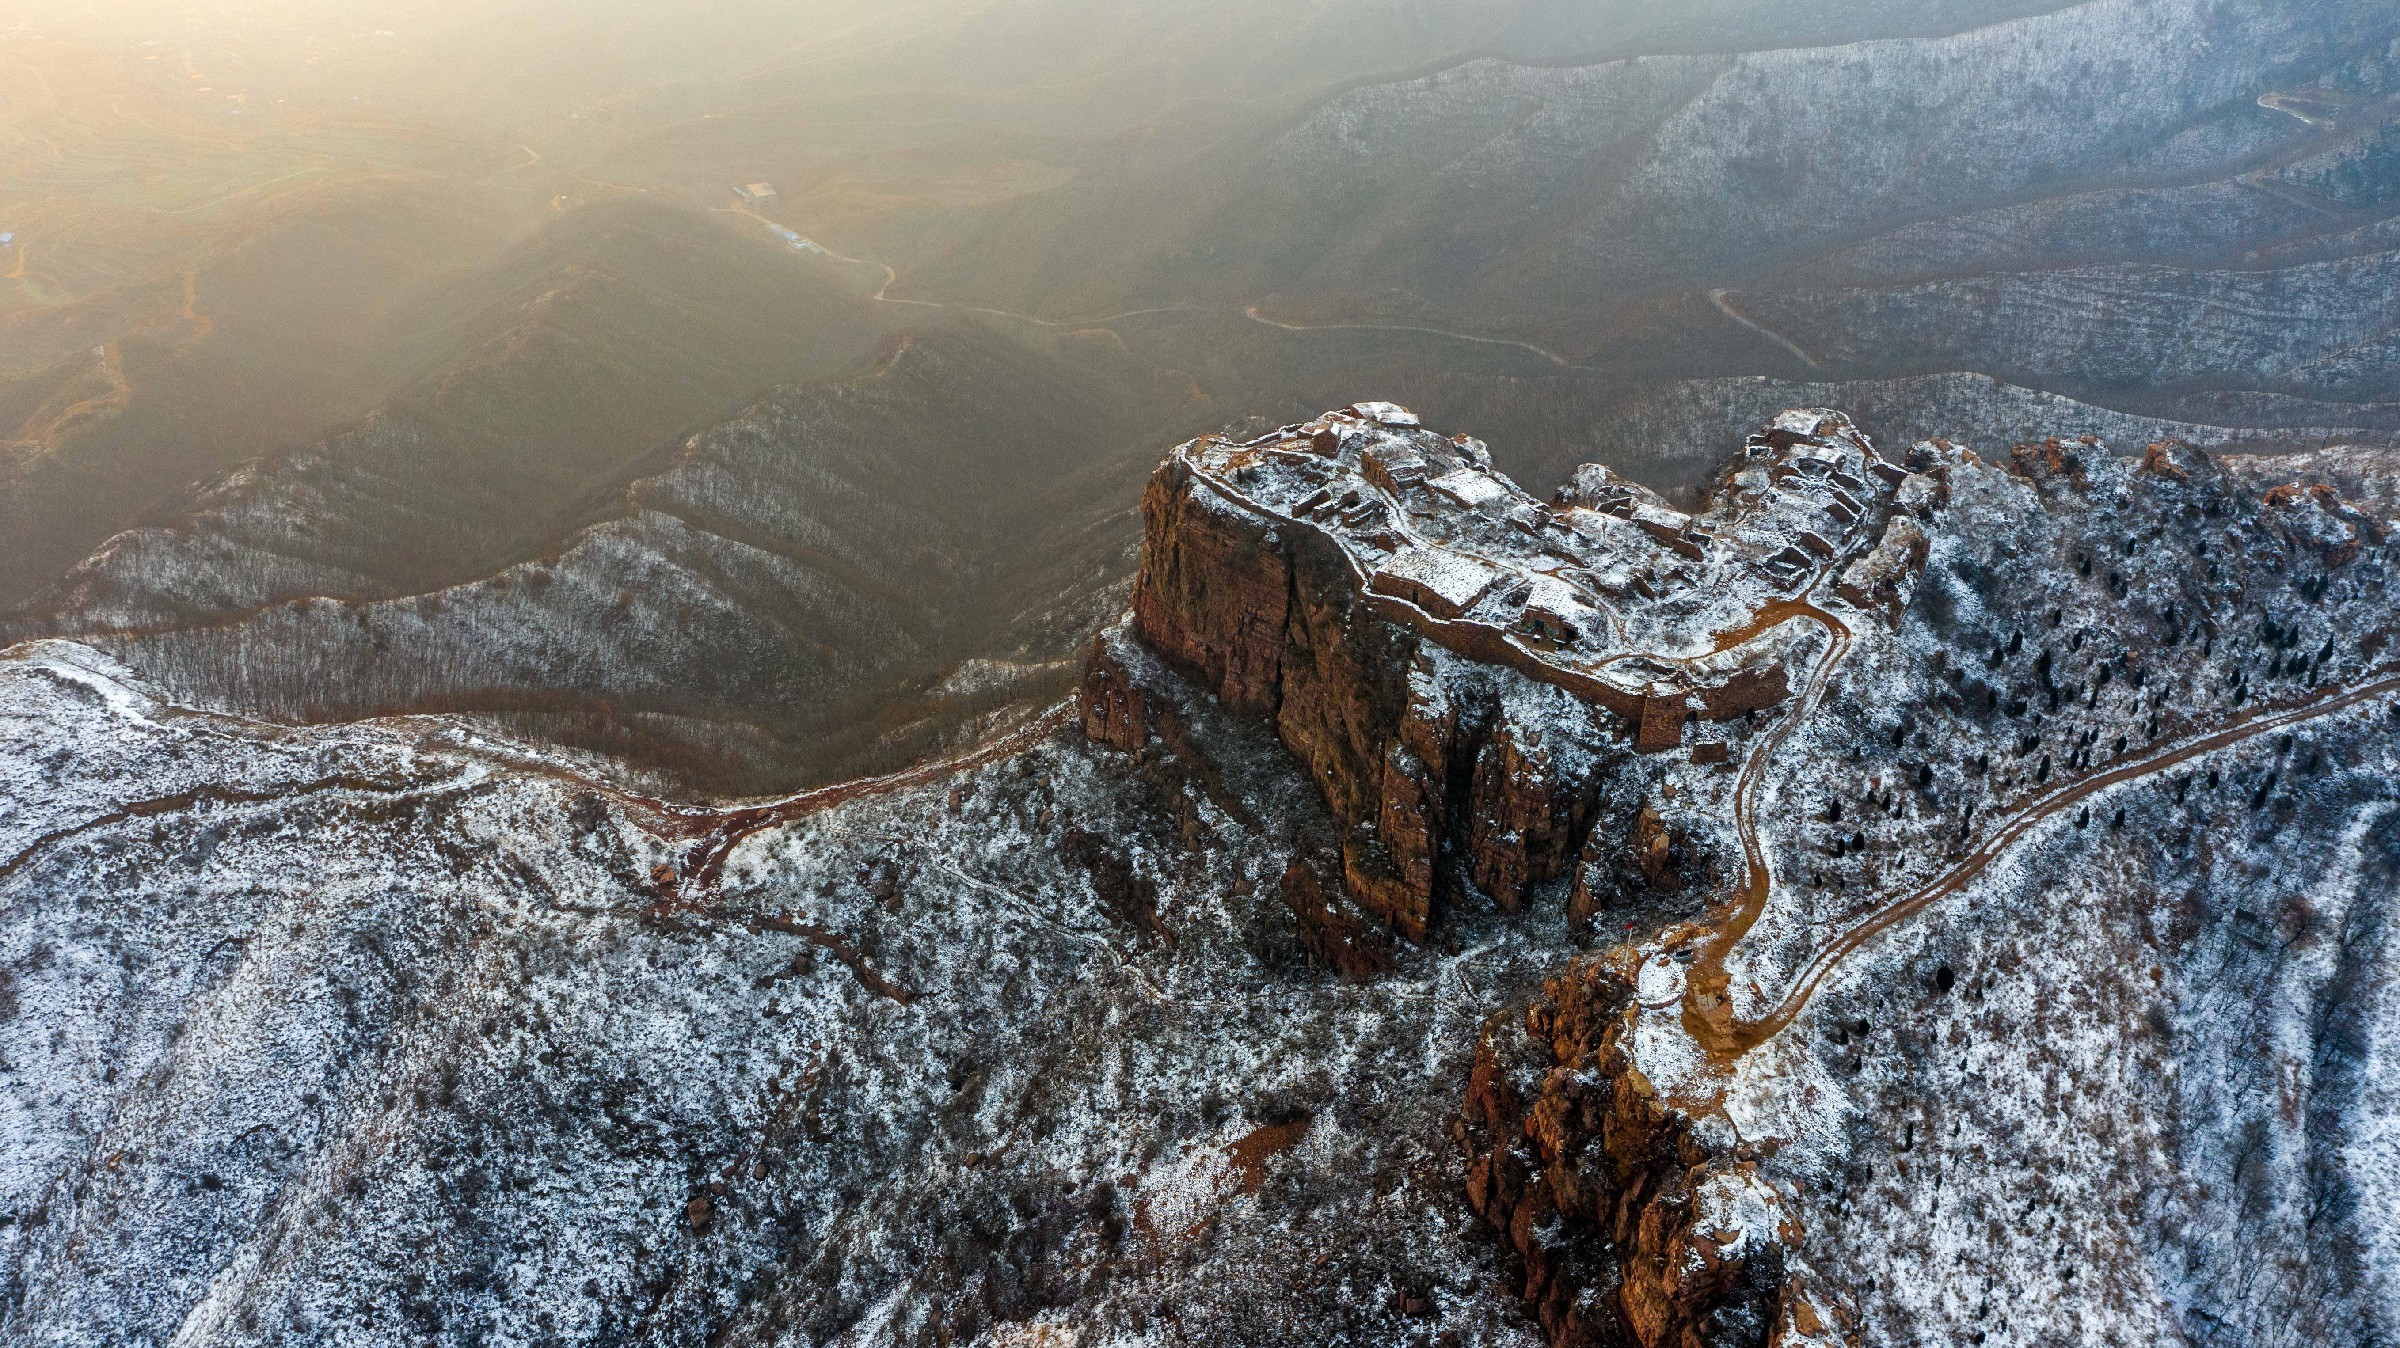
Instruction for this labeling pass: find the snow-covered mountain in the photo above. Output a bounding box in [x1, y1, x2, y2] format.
[8, 402, 2397, 1345]
[5, 320, 1198, 795]
[906, 0, 2400, 490]
[10, 2, 2400, 1338]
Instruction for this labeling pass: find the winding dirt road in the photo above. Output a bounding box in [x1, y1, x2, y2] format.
[1688, 654, 2400, 1058]
[763, 224, 1590, 371]
[1238, 306, 1588, 369]
[1680, 595, 1851, 1054]
[670, 703, 1079, 892]
[1708, 288, 1824, 372]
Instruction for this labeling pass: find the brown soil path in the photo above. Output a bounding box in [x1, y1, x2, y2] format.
[1691, 665, 2400, 1057]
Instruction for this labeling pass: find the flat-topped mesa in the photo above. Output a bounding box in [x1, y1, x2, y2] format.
[1094, 401, 1939, 941]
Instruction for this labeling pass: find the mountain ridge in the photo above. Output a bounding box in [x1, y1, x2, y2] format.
[7, 402, 2398, 1343]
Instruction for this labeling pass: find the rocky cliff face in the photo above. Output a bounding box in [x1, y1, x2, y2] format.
[1114, 403, 1903, 943]
[5, 401, 2399, 1346]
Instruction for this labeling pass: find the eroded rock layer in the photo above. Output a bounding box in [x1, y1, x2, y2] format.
[1124, 403, 1931, 941]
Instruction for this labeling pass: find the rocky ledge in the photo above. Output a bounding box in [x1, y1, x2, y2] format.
[1108, 403, 1918, 943]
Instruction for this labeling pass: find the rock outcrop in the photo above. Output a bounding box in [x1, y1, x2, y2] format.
[1464, 958, 1830, 1348]
[1109, 403, 1924, 941]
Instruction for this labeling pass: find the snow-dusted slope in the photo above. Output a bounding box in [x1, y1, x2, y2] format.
[931, 0, 2396, 328]
[10, 329, 1172, 794]
[911, 0, 2400, 492]
[7, 403, 2398, 1346]
[1578, 373, 2400, 494]
[1252, 0, 2375, 294]
[0, 636, 1565, 1346]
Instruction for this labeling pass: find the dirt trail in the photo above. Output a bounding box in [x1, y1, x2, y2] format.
[0, 769, 484, 890]
[1692, 665, 2400, 1057]
[11, 342, 131, 445]
[1680, 597, 1852, 1052]
[1709, 289, 1824, 371]
[671, 703, 1079, 891]
[2241, 169, 2343, 220]
[774, 226, 1584, 369]
[1238, 306, 1586, 369]
[2258, 91, 2342, 130]
[389, 698, 1080, 895]
[179, 270, 213, 342]
[791, 232, 1212, 333]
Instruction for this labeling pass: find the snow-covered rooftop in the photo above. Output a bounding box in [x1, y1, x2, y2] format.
[1175, 402, 1918, 716]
